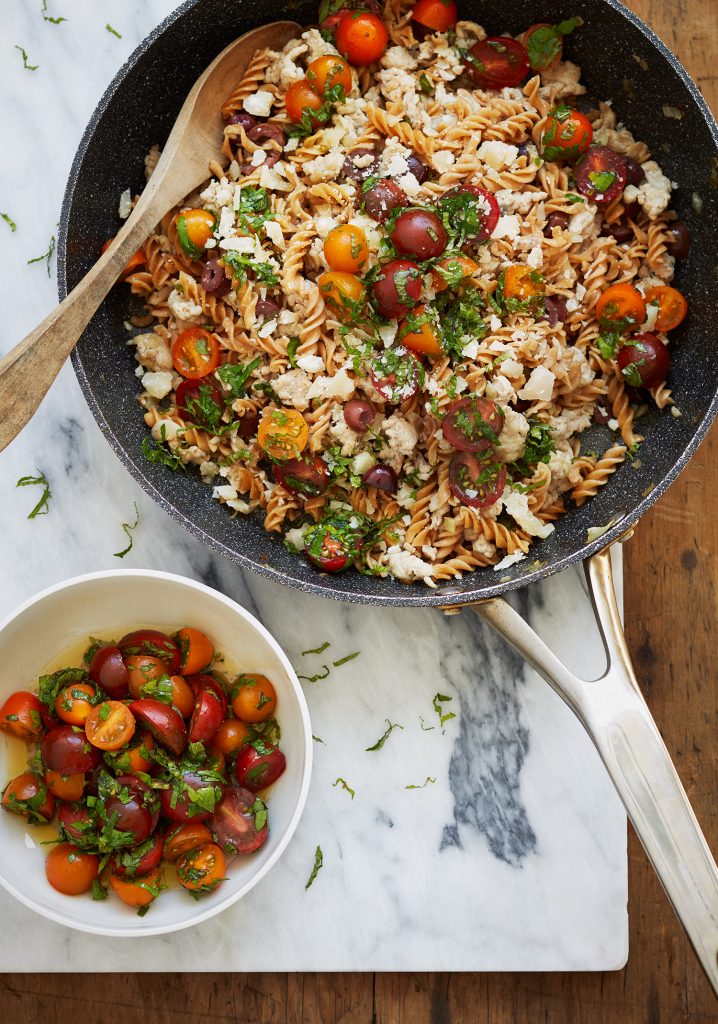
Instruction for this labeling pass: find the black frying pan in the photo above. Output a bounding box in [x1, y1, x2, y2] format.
[58, 0, 718, 992]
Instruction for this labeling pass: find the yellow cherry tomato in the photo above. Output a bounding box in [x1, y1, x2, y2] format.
[175, 209, 215, 258]
[317, 271, 366, 316]
[502, 264, 545, 301]
[324, 225, 370, 273]
[257, 407, 309, 460]
[431, 254, 478, 292]
[398, 305, 442, 356]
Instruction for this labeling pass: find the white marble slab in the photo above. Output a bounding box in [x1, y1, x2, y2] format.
[0, 0, 627, 971]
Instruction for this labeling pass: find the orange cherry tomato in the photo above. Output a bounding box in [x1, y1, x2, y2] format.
[0, 690, 43, 742]
[176, 627, 214, 676]
[2, 772, 55, 823]
[126, 655, 168, 700]
[324, 225, 370, 273]
[176, 843, 226, 894]
[595, 283, 647, 332]
[46, 842, 100, 895]
[104, 729, 155, 774]
[540, 107, 593, 163]
[522, 23, 565, 71]
[102, 238, 146, 278]
[85, 701, 136, 751]
[257, 407, 309, 460]
[411, 0, 458, 32]
[317, 270, 366, 316]
[335, 11, 388, 66]
[285, 80, 324, 125]
[502, 265, 546, 301]
[109, 865, 163, 908]
[214, 718, 251, 757]
[644, 285, 688, 332]
[175, 208, 215, 259]
[168, 676, 195, 718]
[172, 328, 220, 379]
[306, 55, 353, 97]
[45, 770, 85, 802]
[164, 822, 213, 863]
[431, 254, 478, 292]
[231, 674, 277, 724]
[398, 305, 442, 356]
[54, 681, 97, 726]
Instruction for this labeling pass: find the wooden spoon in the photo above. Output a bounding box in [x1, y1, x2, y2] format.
[0, 20, 301, 453]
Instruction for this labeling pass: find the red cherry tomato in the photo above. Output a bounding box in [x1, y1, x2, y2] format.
[2, 772, 55, 823]
[372, 258, 422, 319]
[187, 674, 228, 717]
[130, 699, 188, 756]
[46, 843, 100, 895]
[111, 828, 165, 877]
[118, 629, 181, 673]
[0, 690, 43, 742]
[41, 725, 102, 775]
[104, 775, 160, 847]
[464, 37, 530, 89]
[58, 800, 97, 846]
[616, 333, 670, 388]
[188, 689, 225, 745]
[574, 146, 628, 203]
[159, 768, 225, 824]
[522, 23, 565, 71]
[411, 0, 457, 32]
[208, 785, 269, 855]
[171, 328, 221, 380]
[439, 185, 500, 242]
[442, 396, 505, 452]
[273, 455, 330, 496]
[363, 179, 408, 224]
[175, 379, 224, 428]
[644, 286, 688, 332]
[235, 744, 287, 792]
[334, 11, 388, 66]
[540, 106, 593, 163]
[390, 209, 448, 260]
[449, 453, 507, 508]
[370, 349, 423, 403]
[88, 645, 130, 700]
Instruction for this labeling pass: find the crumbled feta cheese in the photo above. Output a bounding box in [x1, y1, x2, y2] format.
[213, 484, 239, 502]
[264, 220, 284, 247]
[297, 354, 325, 374]
[306, 369, 356, 402]
[503, 490, 555, 539]
[381, 46, 417, 71]
[118, 188, 132, 220]
[141, 371, 174, 400]
[478, 140, 519, 170]
[303, 151, 346, 183]
[494, 408, 530, 462]
[243, 90, 274, 118]
[462, 339, 479, 359]
[379, 321, 399, 347]
[273, 369, 313, 411]
[168, 289, 203, 324]
[386, 546, 435, 581]
[381, 412, 418, 456]
[285, 523, 311, 551]
[489, 314, 503, 332]
[518, 366, 555, 402]
[623, 160, 672, 219]
[250, 149, 267, 167]
[329, 407, 359, 455]
[495, 189, 549, 215]
[607, 418, 620, 432]
[492, 215, 521, 240]
[568, 203, 598, 242]
[151, 418, 183, 443]
[500, 358, 524, 378]
[397, 172, 421, 197]
[134, 331, 173, 373]
[384, 151, 410, 177]
[201, 177, 235, 207]
[493, 551, 526, 572]
[351, 451, 375, 476]
[526, 246, 543, 270]
[642, 302, 659, 332]
[432, 150, 455, 174]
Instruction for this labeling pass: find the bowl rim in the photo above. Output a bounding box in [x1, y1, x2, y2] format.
[0, 569, 313, 937]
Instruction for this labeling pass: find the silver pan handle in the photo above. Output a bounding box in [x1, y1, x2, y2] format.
[471, 548, 718, 996]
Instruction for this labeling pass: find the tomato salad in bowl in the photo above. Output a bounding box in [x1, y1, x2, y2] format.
[0, 570, 311, 935]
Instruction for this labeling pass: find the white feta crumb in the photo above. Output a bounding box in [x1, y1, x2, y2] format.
[381, 412, 418, 456]
[250, 149, 267, 167]
[285, 523, 311, 551]
[297, 354, 325, 374]
[379, 321, 399, 348]
[397, 172, 421, 197]
[213, 484, 239, 501]
[264, 220, 284, 247]
[306, 369, 355, 402]
[432, 150, 455, 174]
[518, 366, 555, 401]
[258, 318, 277, 338]
[168, 288, 203, 324]
[493, 551, 525, 572]
[491, 215, 520, 240]
[607, 418, 620, 431]
[478, 140, 518, 170]
[118, 188, 132, 220]
[141, 371, 174, 400]
[351, 451, 375, 476]
[489, 314, 503, 332]
[504, 490, 555, 539]
[386, 546, 435, 581]
[243, 90, 275, 117]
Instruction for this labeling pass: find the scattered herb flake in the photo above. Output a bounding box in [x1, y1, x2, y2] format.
[1, 212, 17, 232]
[305, 845, 324, 890]
[332, 777, 355, 799]
[14, 45, 38, 70]
[302, 641, 331, 656]
[41, 0, 67, 23]
[405, 776, 436, 790]
[105, 23, 122, 38]
[113, 501, 139, 558]
[27, 234, 56, 276]
[433, 693, 456, 730]
[91, 879, 107, 900]
[419, 715, 435, 731]
[16, 471, 52, 519]
[312, 735, 325, 744]
[332, 651, 360, 667]
[141, 430, 186, 471]
[365, 719, 404, 752]
[297, 665, 330, 683]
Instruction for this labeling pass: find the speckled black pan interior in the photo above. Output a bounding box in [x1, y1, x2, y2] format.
[59, 0, 718, 607]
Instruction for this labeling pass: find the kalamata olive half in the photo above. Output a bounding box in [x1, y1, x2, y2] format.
[255, 298, 280, 321]
[227, 112, 257, 130]
[201, 258, 231, 296]
[236, 410, 259, 439]
[343, 399, 375, 432]
[247, 123, 286, 149]
[665, 220, 691, 259]
[616, 333, 670, 388]
[544, 295, 568, 326]
[341, 147, 379, 183]
[544, 212, 569, 236]
[622, 156, 645, 187]
[406, 154, 428, 183]
[362, 464, 398, 493]
[602, 220, 633, 243]
[593, 402, 611, 425]
[364, 179, 408, 224]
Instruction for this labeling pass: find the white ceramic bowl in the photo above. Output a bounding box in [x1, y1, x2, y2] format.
[0, 570, 312, 937]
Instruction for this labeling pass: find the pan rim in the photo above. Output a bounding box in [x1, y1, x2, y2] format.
[59, 0, 718, 608]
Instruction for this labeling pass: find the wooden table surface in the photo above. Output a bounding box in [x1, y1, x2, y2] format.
[2, 0, 717, 1020]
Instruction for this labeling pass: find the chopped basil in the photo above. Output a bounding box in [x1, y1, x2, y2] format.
[588, 169, 617, 193]
[332, 777, 355, 799]
[41, 0, 67, 23]
[1, 212, 17, 231]
[251, 796, 268, 831]
[287, 337, 301, 368]
[433, 693, 456, 730]
[141, 426, 186, 471]
[332, 652, 360, 667]
[236, 186, 274, 234]
[302, 641, 331, 656]
[14, 45, 38, 70]
[565, 193, 584, 203]
[418, 72, 434, 96]
[105, 23, 122, 38]
[312, 735, 325, 744]
[113, 501, 139, 558]
[91, 879, 107, 901]
[16, 470, 52, 519]
[297, 665, 330, 683]
[221, 250, 278, 285]
[304, 845, 324, 890]
[405, 777, 437, 790]
[365, 719, 404, 751]
[216, 357, 261, 399]
[37, 667, 87, 708]
[597, 332, 622, 360]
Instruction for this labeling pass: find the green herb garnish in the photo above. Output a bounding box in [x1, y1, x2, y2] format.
[332, 778, 355, 799]
[304, 845, 324, 890]
[27, 235, 55, 276]
[365, 719, 404, 751]
[302, 641, 330, 656]
[1, 212, 17, 232]
[405, 776, 437, 790]
[105, 23, 122, 38]
[14, 45, 38, 70]
[432, 693, 456, 730]
[16, 470, 52, 518]
[332, 652, 360, 667]
[113, 501, 139, 558]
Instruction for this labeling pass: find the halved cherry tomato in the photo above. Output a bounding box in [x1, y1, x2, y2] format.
[126, 655, 167, 700]
[103, 729, 155, 775]
[324, 225, 370, 273]
[231, 675, 278, 724]
[334, 11, 388, 66]
[159, 768, 224, 824]
[42, 725, 101, 775]
[596, 283, 646, 332]
[574, 146, 628, 203]
[431, 254, 478, 292]
[0, 690, 43, 742]
[522, 22, 569, 71]
[130, 699, 188, 756]
[306, 54, 353, 97]
[112, 829, 165, 877]
[644, 286, 688, 332]
[168, 676, 195, 718]
[187, 674, 229, 717]
[411, 0, 457, 33]
[273, 454, 329, 497]
[175, 208, 215, 259]
[617, 333, 670, 387]
[235, 743, 286, 792]
[390, 209, 447, 261]
[304, 512, 367, 572]
[54, 682, 97, 726]
[464, 37, 530, 89]
[88, 645, 129, 700]
[176, 627, 214, 676]
[119, 630, 181, 672]
[443, 396, 504, 453]
[398, 305, 442, 356]
[176, 842, 226, 894]
[285, 80, 324, 125]
[214, 719, 252, 757]
[257, 407, 309, 460]
[317, 270, 366, 315]
[540, 106, 593, 163]
[371, 259, 422, 319]
[45, 770, 85, 802]
[164, 822, 213, 863]
[449, 453, 507, 508]
[85, 701, 136, 751]
[58, 801, 97, 847]
[438, 185, 500, 243]
[46, 842, 99, 895]
[109, 865, 163, 908]
[2, 772, 55, 823]
[102, 238, 146, 278]
[175, 379, 224, 429]
[188, 689, 224, 745]
[363, 179, 408, 224]
[172, 328, 220, 380]
[104, 775, 160, 847]
[369, 349, 423, 403]
[502, 265, 545, 302]
[208, 786, 269, 855]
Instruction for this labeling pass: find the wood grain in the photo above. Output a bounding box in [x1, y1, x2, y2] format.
[2, 0, 717, 1019]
